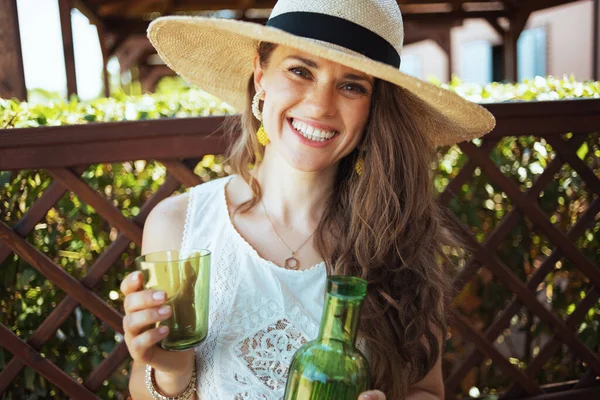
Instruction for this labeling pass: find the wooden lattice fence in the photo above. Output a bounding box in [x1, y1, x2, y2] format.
[0, 100, 598, 399]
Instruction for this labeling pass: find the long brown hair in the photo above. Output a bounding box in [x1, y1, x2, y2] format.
[225, 42, 455, 399]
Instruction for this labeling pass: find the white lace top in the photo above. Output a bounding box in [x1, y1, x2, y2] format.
[182, 176, 328, 399]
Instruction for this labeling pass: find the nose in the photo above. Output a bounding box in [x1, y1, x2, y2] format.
[304, 83, 337, 118]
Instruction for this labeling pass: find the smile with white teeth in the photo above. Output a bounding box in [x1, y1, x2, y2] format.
[291, 118, 337, 142]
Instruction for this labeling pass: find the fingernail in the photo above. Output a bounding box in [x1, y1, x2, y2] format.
[158, 306, 171, 315]
[361, 395, 372, 400]
[135, 271, 142, 281]
[153, 291, 166, 301]
[159, 326, 168, 335]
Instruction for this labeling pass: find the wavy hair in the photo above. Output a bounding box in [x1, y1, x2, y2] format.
[224, 42, 456, 399]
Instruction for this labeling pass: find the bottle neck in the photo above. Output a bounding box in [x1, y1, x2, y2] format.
[318, 293, 363, 345]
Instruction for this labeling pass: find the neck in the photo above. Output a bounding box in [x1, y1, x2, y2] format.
[254, 146, 337, 226]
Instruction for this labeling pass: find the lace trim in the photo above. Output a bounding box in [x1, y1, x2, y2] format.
[221, 176, 326, 275]
[196, 234, 243, 400]
[181, 185, 196, 251]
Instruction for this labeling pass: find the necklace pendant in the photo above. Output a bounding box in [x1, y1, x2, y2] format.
[285, 257, 299, 270]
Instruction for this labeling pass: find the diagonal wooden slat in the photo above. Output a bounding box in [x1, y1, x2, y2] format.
[438, 138, 499, 207]
[162, 159, 203, 188]
[446, 212, 600, 375]
[450, 134, 588, 296]
[0, 175, 182, 393]
[0, 166, 87, 264]
[445, 198, 600, 392]
[0, 221, 123, 333]
[0, 296, 78, 392]
[450, 310, 543, 395]
[460, 141, 600, 289]
[544, 135, 600, 196]
[0, 324, 100, 399]
[502, 289, 600, 398]
[84, 341, 130, 392]
[47, 167, 143, 246]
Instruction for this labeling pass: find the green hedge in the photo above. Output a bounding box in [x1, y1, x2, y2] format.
[0, 76, 598, 399]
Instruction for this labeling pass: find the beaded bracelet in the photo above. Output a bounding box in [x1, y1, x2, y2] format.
[145, 361, 197, 400]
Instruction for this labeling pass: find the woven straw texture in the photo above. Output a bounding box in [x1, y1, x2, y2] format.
[147, 0, 496, 146]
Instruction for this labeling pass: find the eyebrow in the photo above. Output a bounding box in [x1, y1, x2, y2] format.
[285, 56, 374, 84]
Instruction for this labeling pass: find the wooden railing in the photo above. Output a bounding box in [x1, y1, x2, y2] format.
[0, 99, 599, 399]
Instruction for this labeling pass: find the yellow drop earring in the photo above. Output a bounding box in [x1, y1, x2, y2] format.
[252, 89, 270, 146]
[355, 156, 364, 176]
[256, 124, 270, 146]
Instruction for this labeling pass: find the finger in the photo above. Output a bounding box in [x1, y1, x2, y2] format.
[123, 306, 172, 336]
[120, 271, 143, 296]
[128, 326, 169, 364]
[124, 289, 167, 314]
[358, 390, 386, 400]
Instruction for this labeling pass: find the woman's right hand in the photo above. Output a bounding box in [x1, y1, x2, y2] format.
[121, 271, 194, 375]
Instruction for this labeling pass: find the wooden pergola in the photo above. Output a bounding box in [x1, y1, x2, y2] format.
[1, 0, 598, 100]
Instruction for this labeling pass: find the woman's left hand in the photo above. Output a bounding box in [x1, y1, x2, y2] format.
[358, 390, 386, 400]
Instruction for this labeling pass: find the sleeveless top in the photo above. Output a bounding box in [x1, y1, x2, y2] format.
[182, 176, 329, 399]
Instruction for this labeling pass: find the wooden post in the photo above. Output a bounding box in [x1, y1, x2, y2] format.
[58, 0, 77, 98]
[431, 28, 453, 82]
[503, 26, 519, 82]
[487, 10, 530, 83]
[0, 0, 27, 100]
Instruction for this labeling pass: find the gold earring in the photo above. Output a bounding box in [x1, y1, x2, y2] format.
[257, 123, 270, 146]
[252, 89, 265, 121]
[355, 156, 364, 176]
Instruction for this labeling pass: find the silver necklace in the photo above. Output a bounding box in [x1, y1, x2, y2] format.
[260, 198, 317, 270]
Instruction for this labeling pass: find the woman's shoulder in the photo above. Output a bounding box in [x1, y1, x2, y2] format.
[141, 176, 233, 254]
[141, 191, 189, 254]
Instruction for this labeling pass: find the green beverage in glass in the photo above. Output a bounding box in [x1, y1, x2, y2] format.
[135, 249, 210, 351]
[284, 275, 370, 399]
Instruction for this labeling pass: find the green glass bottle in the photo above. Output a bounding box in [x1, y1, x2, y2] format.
[284, 275, 370, 399]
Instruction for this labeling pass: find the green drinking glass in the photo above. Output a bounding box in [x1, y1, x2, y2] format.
[284, 275, 370, 399]
[135, 249, 211, 351]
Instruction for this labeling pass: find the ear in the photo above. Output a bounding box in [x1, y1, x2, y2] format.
[253, 54, 265, 94]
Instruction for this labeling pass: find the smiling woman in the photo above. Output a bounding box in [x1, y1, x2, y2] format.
[120, 1, 496, 400]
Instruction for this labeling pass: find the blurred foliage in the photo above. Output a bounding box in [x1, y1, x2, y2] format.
[1, 76, 599, 399]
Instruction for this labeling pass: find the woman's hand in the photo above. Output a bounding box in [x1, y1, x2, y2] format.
[121, 271, 194, 375]
[358, 390, 386, 400]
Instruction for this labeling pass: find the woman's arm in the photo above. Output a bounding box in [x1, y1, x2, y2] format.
[129, 356, 195, 399]
[406, 322, 445, 400]
[125, 193, 197, 399]
[359, 321, 446, 400]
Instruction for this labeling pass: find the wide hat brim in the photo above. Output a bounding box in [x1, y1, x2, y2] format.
[147, 16, 496, 147]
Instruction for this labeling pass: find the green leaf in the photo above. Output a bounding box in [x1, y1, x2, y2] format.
[576, 142, 588, 160]
[17, 267, 36, 288]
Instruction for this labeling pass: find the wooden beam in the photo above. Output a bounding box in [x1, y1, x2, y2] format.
[0, 0, 27, 100]
[1, 100, 599, 171]
[72, 0, 104, 29]
[58, 0, 78, 97]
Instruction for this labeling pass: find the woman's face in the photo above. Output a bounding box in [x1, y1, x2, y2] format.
[253, 45, 374, 173]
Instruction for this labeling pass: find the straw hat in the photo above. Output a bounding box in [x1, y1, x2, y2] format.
[147, 0, 496, 146]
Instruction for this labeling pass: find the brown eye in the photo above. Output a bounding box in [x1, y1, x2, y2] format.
[288, 66, 311, 79]
[343, 83, 367, 94]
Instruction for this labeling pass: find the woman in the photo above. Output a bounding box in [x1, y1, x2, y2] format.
[120, 1, 495, 399]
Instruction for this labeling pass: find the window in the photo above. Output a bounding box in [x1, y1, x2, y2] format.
[460, 40, 493, 85]
[517, 27, 547, 81]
